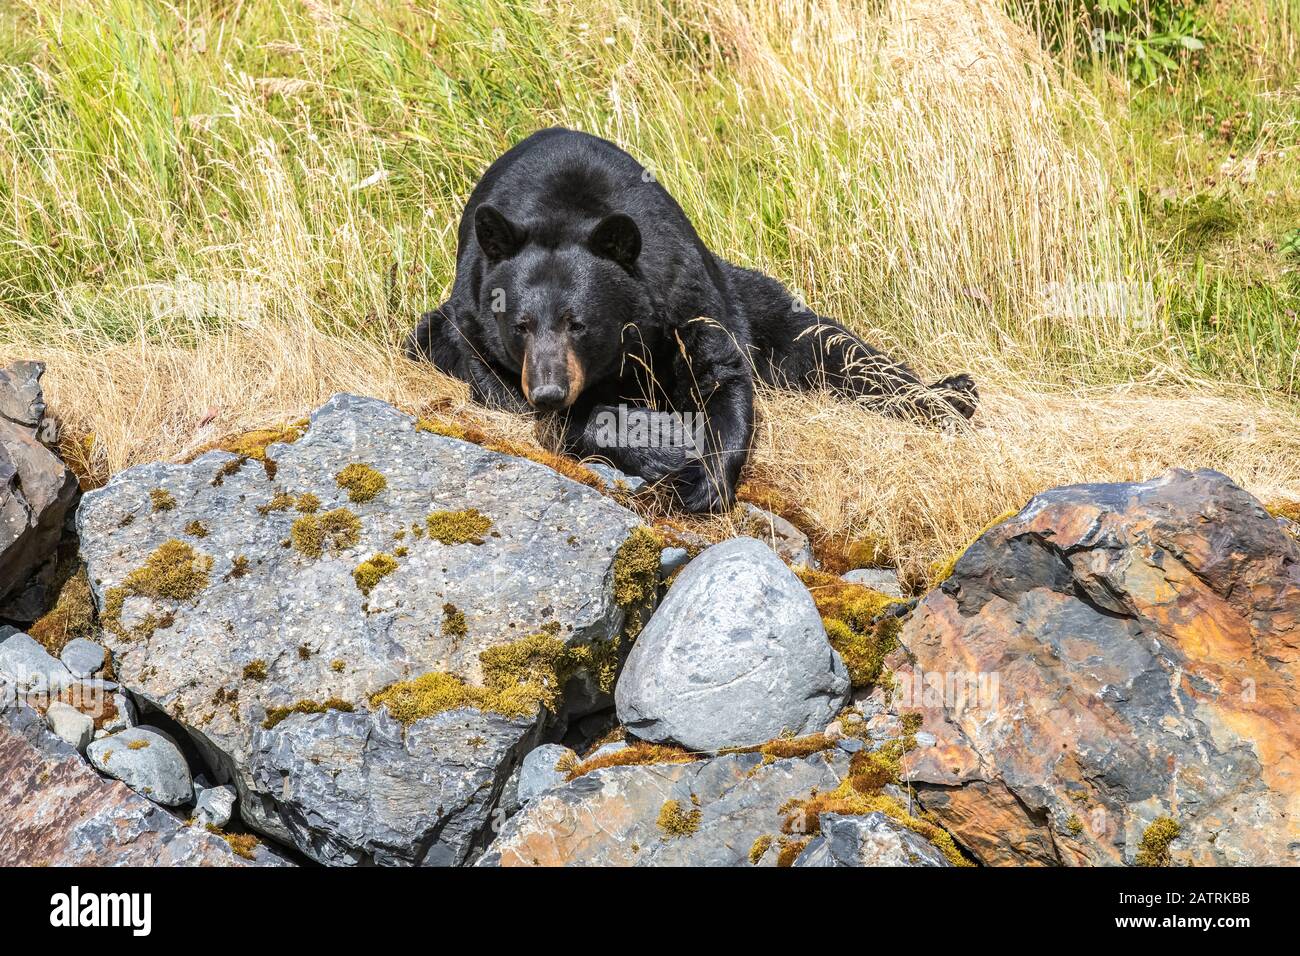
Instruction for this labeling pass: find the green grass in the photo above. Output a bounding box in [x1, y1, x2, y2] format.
[0, 0, 1296, 396]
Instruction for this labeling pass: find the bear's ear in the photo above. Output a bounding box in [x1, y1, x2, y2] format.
[474, 204, 525, 261]
[589, 213, 641, 270]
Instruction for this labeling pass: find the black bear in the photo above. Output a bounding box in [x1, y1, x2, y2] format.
[406, 128, 977, 512]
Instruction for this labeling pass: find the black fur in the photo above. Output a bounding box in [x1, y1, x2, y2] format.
[406, 128, 978, 512]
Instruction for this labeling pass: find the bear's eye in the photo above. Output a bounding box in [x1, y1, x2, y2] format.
[514, 315, 532, 334]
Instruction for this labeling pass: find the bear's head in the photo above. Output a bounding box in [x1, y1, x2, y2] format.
[472, 203, 649, 412]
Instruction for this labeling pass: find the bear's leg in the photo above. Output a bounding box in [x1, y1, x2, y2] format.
[727, 263, 978, 421]
[559, 354, 754, 514]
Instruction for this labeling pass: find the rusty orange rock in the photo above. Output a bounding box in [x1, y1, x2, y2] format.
[897, 468, 1300, 866]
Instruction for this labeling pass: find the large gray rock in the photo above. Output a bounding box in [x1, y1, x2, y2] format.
[86, 726, 194, 807]
[616, 537, 848, 751]
[793, 812, 952, 867]
[247, 706, 541, 866]
[0, 699, 287, 865]
[77, 393, 645, 865]
[0, 361, 78, 620]
[0, 630, 72, 692]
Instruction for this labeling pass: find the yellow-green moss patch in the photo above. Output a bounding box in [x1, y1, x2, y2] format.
[613, 527, 662, 609]
[442, 603, 467, 641]
[291, 508, 361, 558]
[798, 568, 904, 687]
[563, 741, 698, 780]
[353, 553, 398, 594]
[656, 799, 701, 838]
[257, 491, 296, 516]
[150, 488, 177, 512]
[425, 508, 493, 545]
[28, 566, 95, 657]
[749, 834, 773, 864]
[1135, 817, 1181, 867]
[109, 539, 212, 613]
[371, 628, 576, 725]
[296, 492, 321, 514]
[127, 738, 150, 751]
[242, 659, 268, 681]
[330, 659, 345, 673]
[184, 520, 209, 538]
[261, 697, 354, 730]
[205, 824, 260, 860]
[335, 463, 387, 503]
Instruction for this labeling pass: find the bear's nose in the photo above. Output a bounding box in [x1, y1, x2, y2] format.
[529, 383, 567, 412]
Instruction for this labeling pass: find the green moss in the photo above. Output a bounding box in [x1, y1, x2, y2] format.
[749, 834, 773, 864]
[150, 488, 177, 512]
[369, 671, 540, 723]
[394, 546, 409, 558]
[844, 534, 891, 569]
[227, 555, 251, 579]
[613, 527, 662, 608]
[291, 508, 361, 558]
[353, 553, 398, 594]
[184, 520, 209, 538]
[261, 697, 354, 730]
[127, 738, 149, 751]
[799, 569, 903, 687]
[416, 417, 471, 440]
[296, 492, 321, 514]
[127, 540, 212, 602]
[28, 566, 95, 657]
[205, 824, 259, 860]
[330, 659, 345, 673]
[656, 799, 701, 838]
[257, 491, 296, 515]
[562, 741, 697, 780]
[1135, 817, 1181, 867]
[242, 659, 268, 681]
[335, 463, 387, 503]
[426, 508, 493, 545]
[442, 603, 467, 641]
[1066, 814, 1084, 836]
[371, 627, 578, 725]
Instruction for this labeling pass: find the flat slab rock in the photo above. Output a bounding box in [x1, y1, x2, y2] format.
[480, 749, 951, 867]
[0, 691, 286, 866]
[77, 393, 642, 865]
[896, 468, 1300, 866]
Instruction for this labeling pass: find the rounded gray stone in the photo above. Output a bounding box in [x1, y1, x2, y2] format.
[516, 743, 577, 805]
[60, 638, 107, 678]
[194, 784, 237, 828]
[841, 567, 904, 599]
[615, 537, 849, 751]
[0, 631, 71, 692]
[45, 701, 94, 753]
[87, 726, 194, 807]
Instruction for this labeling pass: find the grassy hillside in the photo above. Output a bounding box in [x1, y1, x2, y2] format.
[1, 0, 1297, 582]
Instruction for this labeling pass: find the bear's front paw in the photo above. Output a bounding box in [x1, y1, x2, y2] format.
[930, 373, 979, 420]
[675, 463, 735, 514]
